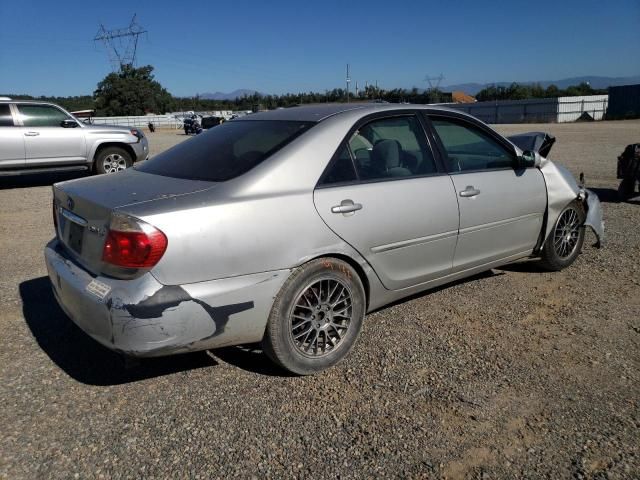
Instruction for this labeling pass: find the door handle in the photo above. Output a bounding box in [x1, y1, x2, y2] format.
[459, 186, 481, 197]
[331, 199, 363, 214]
[24, 132, 40, 136]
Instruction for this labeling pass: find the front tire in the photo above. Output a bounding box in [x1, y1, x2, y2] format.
[95, 147, 132, 175]
[262, 258, 366, 375]
[539, 201, 586, 271]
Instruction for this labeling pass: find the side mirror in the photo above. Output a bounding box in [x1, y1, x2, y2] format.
[60, 119, 79, 128]
[519, 150, 541, 168]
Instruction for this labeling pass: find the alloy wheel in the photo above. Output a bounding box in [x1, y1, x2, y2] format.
[553, 207, 582, 259]
[289, 278, 353, 357]
[102, 153, 128, 173]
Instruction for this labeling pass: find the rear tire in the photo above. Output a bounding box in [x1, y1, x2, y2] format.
[95, 147, 132, 175]
[618, 178, 636, 202]
[262, 258, 366, 375]
[539, 201, 586, 271]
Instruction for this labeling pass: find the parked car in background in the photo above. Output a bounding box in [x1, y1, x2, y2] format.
[617, 143, 640, 201]
[0, 98, 148, 176]
[201, 116, 224, 129]
[183, 116, 203, 135]
[45, 104, 603, 375]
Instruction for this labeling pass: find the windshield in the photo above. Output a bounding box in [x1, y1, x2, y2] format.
[136, 120, 314, 181]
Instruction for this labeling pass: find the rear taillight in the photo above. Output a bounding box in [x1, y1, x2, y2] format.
[102, 213, 167, 268]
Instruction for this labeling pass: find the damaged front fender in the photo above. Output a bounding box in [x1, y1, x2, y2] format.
[540, 160, 604, 248]
[584, 188, 604, 247]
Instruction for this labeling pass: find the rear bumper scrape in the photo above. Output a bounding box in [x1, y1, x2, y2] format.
[119, 285, 254, 342]
[45, 239, 288, 357]
[583, 188, 604, 248]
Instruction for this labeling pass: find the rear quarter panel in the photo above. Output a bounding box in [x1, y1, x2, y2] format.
[125, 187, 347, 286]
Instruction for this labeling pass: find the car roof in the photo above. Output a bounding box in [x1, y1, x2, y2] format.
[0, 99, 60, 106]
[236, 103, 466, 123]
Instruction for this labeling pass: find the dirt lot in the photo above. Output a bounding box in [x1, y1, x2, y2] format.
[1, 121, 639, 479]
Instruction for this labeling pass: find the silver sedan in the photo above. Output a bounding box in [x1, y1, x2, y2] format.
[45, 104, 604, 374]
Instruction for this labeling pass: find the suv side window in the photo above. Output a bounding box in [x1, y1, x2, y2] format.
[349, 115, 437, 181]
[17, 104, 70, 127]
[0, 104, 14, 126]
[429, 116, 515, 172]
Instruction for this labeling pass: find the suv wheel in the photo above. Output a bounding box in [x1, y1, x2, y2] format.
[95, 147, 132, 174]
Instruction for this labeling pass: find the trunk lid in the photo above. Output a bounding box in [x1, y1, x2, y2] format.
[53, 168, 215, 275]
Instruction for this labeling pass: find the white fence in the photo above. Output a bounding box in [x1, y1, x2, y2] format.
[557, 95, 608, 122]
[445, 95, 609, 123]
[91, 114, 183, 128]
[91, 110, 240, 128]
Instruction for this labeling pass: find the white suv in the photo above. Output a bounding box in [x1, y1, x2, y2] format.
[0, 99, 148, 175]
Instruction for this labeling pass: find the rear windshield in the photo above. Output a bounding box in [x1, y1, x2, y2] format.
[136, 120, 314, 181]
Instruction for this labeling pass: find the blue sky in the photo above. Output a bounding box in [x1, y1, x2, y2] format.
[1, 0, 638, 97]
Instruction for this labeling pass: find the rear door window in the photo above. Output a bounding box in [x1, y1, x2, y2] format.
[136, 120, 313, 182]
[349, 115, 437, 181]
[0, 104, 14, 126]
[319, 145, 358, 185]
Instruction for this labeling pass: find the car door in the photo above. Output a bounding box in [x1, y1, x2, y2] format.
[426, 114, 547, 271]
[313, 113, 460, 291]
[15, 103, 86, 167]
[0, 103, 25, 168]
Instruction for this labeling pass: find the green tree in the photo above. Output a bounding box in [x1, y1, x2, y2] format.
[94, 65, 174, 116]
[545, 84, 560, 97]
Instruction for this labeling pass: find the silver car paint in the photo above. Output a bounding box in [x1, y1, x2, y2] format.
[21, 122, 87, 166]
[448, 168, 546, 270]
[46, 104, 604, 357]
[0, 101, 148, 170]
[584, 189, 604, 246]
[538, 159, 604, 246]
[314, 176, 460, 290]
[45, 239, 289, 356]
[0, 126, 26, 167]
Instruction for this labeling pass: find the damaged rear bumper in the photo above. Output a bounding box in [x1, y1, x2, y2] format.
[44, 239, 288, 357]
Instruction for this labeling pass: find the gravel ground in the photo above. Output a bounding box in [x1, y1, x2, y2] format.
[1, 120, 639, 479]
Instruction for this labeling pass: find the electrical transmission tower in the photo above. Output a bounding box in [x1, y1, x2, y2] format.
[424, 73, 444, 91]
[94, 14, 147, 71]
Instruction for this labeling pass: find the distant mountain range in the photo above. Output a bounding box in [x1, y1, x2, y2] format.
[197, 89, 259, 100]
[441, 75, 640, 95]
[193, 75, 640, 99]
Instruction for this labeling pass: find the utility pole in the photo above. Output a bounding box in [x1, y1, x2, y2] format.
[346, 64, 351, 103]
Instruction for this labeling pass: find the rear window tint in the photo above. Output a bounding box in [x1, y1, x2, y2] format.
[136, 120, 313, 182]
[0, 104, 13, 126]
